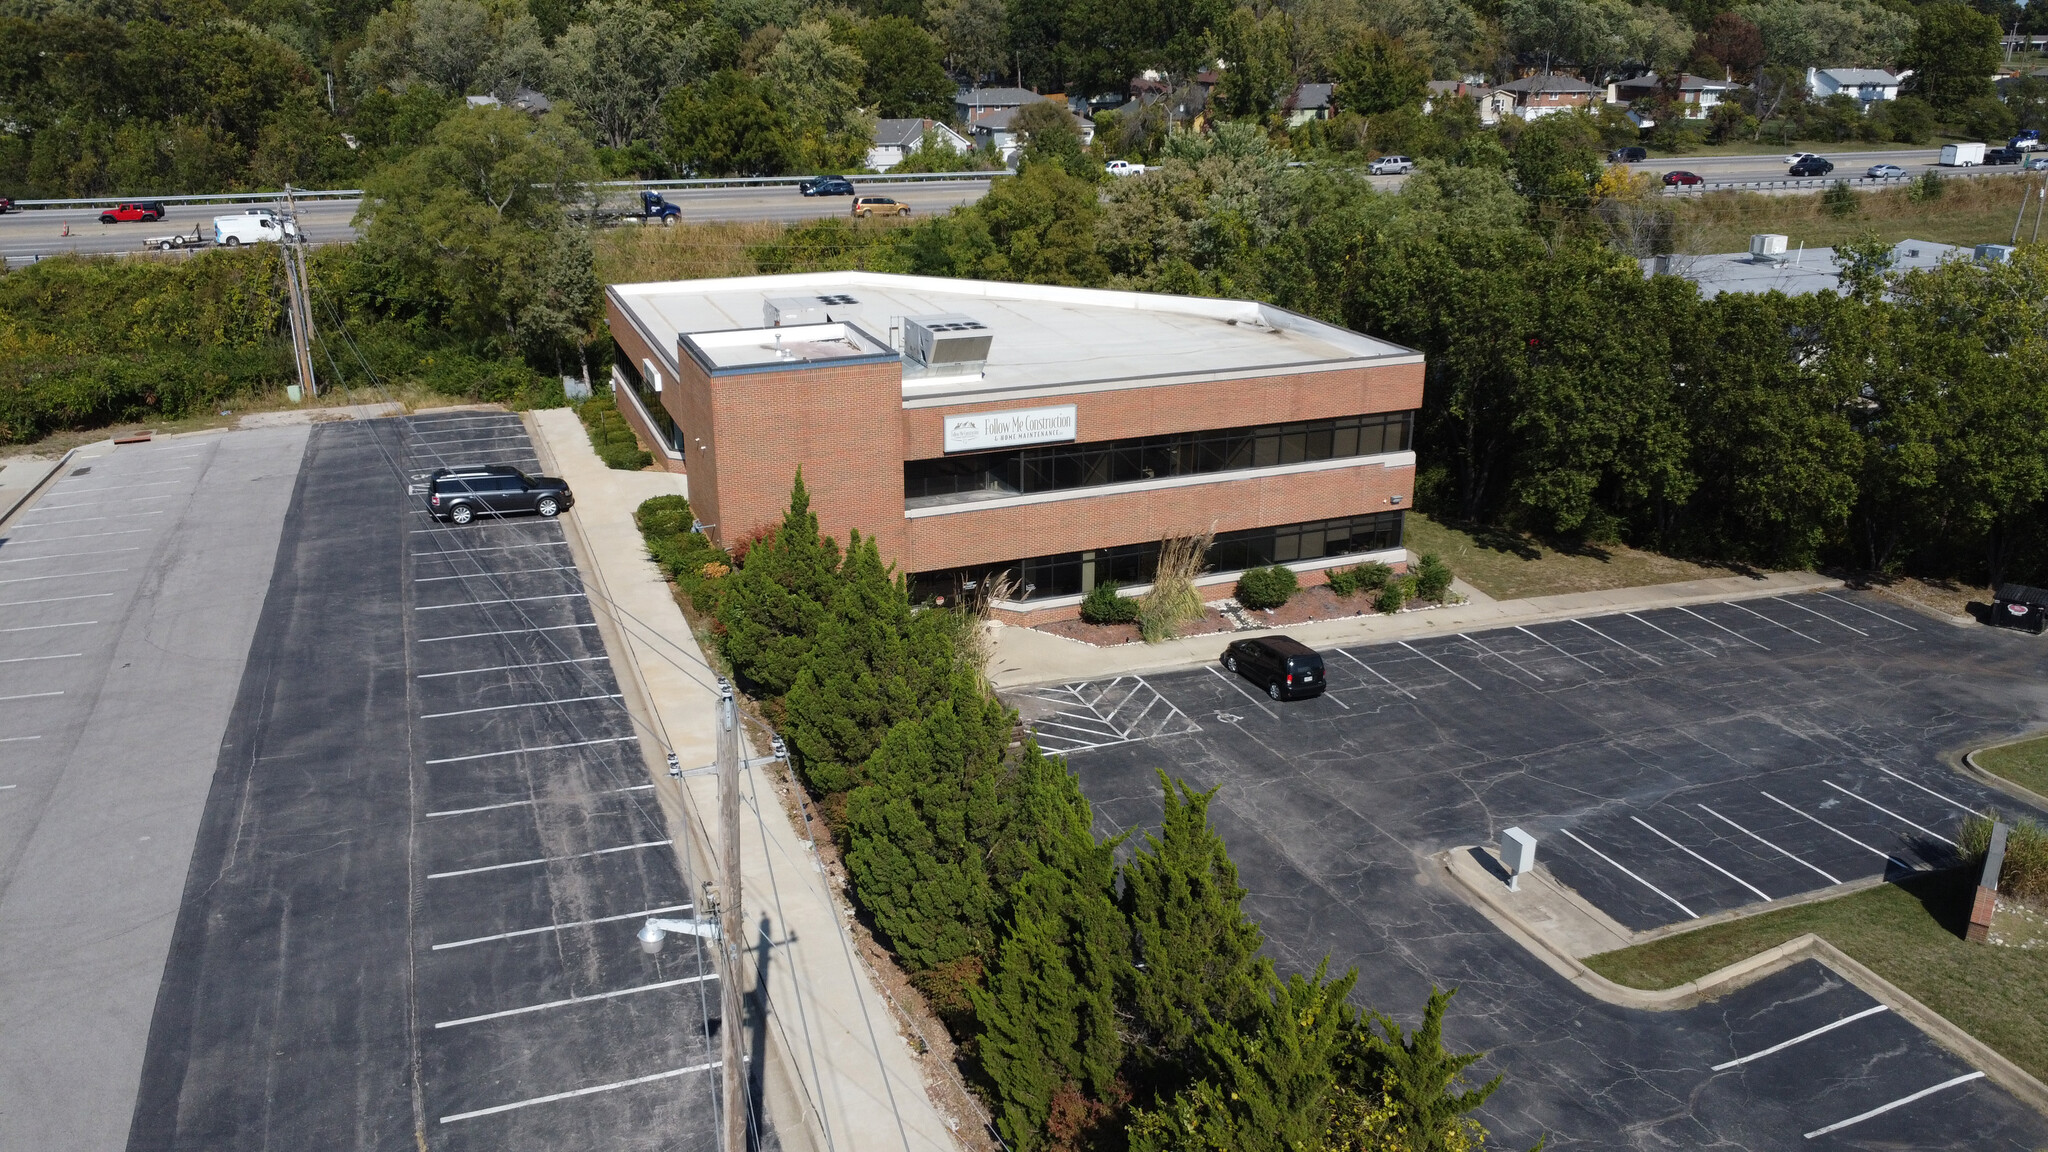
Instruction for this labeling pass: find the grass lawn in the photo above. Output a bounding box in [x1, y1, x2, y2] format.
[1586, 871, 2048, 1083]
[1405, 512, 1744, 601]
[1976, 734, 2048, 799]
[1671, 174, 2043, 252]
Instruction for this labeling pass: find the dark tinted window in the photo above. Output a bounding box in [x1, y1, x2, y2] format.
[437, 479, 474, 494]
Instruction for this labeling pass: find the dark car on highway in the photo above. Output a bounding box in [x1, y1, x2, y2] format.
[1986, 147, 2023, 165]
[424, 465, 574, 525]
[0, 196, 14, 213]
[1609, 146, 1648, 163]
[1662, 170, 1702, 186]
[800, 175, 855, 196]
[1221, 635, 1326, 701]
[1789, 156, 1834, 177]
[99, 201, 166, 223]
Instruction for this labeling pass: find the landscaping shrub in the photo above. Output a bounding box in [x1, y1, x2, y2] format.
[1326, 562, 1393, 597]
[634, 494, 731, 617]
[1080, 581, 1141, 624]
[576, 392, 653, 470]
[1962, 811, 2048, 906]
[1375, 576, 1413, 615]
[1234, 565, 1298, 610]
[1821, 180, 1858, 218]
[1413, 553, 1454, 602]
[1139, 532, 1210, 642]
[1910, 168, 1944, 202]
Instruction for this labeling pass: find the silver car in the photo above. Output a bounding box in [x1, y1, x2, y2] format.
[1369, 155, 1415, 175]
[1867, 163, 1907, 179]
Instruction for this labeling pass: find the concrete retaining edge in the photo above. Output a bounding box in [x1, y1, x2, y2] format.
[1956, 734, 2048, 811]
[0, 445, 80, 527]
[1437, 849, 2048, 1119]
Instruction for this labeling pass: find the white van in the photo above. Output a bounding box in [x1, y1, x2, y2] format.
[211, 209, 299, 246]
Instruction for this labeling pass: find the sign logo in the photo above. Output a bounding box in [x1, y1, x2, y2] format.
[2010, 603, 2029, 616]
[943, 405, 1078, 453]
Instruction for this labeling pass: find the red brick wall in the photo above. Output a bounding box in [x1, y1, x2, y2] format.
[604, 297, 687, 474]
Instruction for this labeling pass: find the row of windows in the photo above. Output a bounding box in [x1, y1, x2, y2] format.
[613, 343, 684, 454]
[911, 511, 1406, 603]
[904, 411, 1415, 507]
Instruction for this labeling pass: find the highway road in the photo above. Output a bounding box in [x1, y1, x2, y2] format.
[0, 150, 2025, 264]
[0, 178, 997, 262]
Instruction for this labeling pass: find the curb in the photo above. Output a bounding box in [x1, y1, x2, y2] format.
[1956, 738, 2048, 811]
[1436, 850, 2048, 1118]
[0, 446, 79, 528]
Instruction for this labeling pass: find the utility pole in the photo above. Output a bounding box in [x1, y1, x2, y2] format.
[281, 184, 318, 399]
[716, 678, 746, 1152]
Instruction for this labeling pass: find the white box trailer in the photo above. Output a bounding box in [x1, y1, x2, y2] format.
[211, 209, 299, 246]
[1940, 142, 1986, 167]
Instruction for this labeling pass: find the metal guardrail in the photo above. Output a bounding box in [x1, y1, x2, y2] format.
[6, 171, 1004, 211]
[1662, 167, 2037, 195]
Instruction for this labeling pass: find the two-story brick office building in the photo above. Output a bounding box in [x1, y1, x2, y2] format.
[605, 272, 1424, 623]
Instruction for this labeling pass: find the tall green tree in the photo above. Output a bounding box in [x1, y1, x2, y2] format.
[1211, 7, 1295, 119]
[548, 0, 687, 150]
[1363, 987, 1499, 1152]
[1122, 773, 1268, 1080]
[714, 472, 842, 696]
[661, 69, 796, 175]
[1333, 30, 1431, 117]
[1900, 2, 2000, 115]
[852, 15, 956, 119]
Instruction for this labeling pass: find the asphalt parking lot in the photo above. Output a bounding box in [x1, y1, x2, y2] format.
[1014, 591, 2048, 1149]
[128, 415, 724, 1152]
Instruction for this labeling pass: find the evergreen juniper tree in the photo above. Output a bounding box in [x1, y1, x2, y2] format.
[1122, 772, 1267, 1082]
[1364, 987, 1499, 1152]
[714, 471, 841, 697]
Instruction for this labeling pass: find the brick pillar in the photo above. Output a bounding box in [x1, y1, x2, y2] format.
[1966, 885, 1997, 943]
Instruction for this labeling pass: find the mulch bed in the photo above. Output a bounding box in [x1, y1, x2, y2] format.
[1031, 586, 1393, 647]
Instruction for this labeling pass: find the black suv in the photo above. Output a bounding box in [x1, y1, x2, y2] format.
[800, 175, 855, 196]
[1221, 635, 1327, 700]
[1608, 146, 1647, 163]
[1789, 156, 1834, 177]
[1986, 146, 2024, 165]
[425, 465, 574, 524]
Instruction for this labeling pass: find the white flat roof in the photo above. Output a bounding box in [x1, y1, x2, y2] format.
[608, 271, 1420, 403]
[1647, 239, 1965, 299]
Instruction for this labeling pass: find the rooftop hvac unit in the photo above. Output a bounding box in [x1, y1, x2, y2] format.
[1976, 243, 2016, 264]
[1748, 233, 1788, 262]
[764, 294, 862, 327]
[904, 314, 993, 366]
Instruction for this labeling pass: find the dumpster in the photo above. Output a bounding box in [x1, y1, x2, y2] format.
[1991, 583, 2048, 634]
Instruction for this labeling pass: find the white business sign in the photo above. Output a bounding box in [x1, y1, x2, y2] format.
[943, 405, 1078, 453]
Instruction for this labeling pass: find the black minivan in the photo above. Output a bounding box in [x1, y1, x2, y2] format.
[1220, 635, 1326, 700]
[425, 465, 575, 524]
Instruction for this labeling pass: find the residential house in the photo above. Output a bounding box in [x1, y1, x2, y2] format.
[1805, 68, 1904, 110]
[1495, 74, 1602, 119]
[955, 87, 1048, 124]
[465, 87, 552, 114]
[1424, 79, 1515, 125]
[968, 104, 1094, 164]
[1605, 72, 1739, 123]
[1286, 83, 1333, 126]
[865, 118, 972, 172]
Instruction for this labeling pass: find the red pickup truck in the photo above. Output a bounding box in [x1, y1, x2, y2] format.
[98, 201, 166, 223]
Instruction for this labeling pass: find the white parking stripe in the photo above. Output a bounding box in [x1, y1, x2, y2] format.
[1678, 605, 1769, 649]
[1731, 602, 1818, 643]
[0, 692, 64, 702]
[419, 622, 598, 643]
[414, 592, 584, 611]
[437, 1062, 720, 1124]
[415, 565, 579, 583]
[1632, 816, 1772, 901]
[0, 547, 140, 564]
[422, 735, 638, 764]
[1399, 640, 1484, 690]
[427, 838, 672, 879]
[0, 593, 115, 608]
[1699, 803, 1842, 885]
[425, 782, 653, 818]
[0, 528, 151, 543]
[0, 568, 127, 585]
[1817, 591, 1917, 630]
[15, 513, 163, 526]
[1774, 596, 1867, 636]
[0, 621, 96, 633]
[414, 540, 570, 556]
[1759, 791, 1917, 871]
[1823, 780, 1956, 846]
[1558, 828, 1698, 918]
[1459, 633, 1542, 682]
[0, 736, 40, 743]
[417, 656, 609, 679]
[1712, 1005, 1889, 1070]
[421, 693, 622, 719]
[1516, 625, 1607, 673]
[1205, 665, 1278, 717]
[1872, 764, 1975, 814]
[1574, 618, 1663, 665]
[434, 974, 715, 1029]
[1802, 1072, 1985, 1140]
[1627, 612, 1716, 656]
[431, 900, 687, 949]
[0, 653, 80, 664]
[1335, 648, 1415, 698]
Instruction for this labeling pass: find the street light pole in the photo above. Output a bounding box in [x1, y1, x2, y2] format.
[717, 678, 745, 1152]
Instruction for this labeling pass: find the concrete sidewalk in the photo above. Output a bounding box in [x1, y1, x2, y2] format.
[988, 569, 1842, 688]
[528, 408, 967, 1152]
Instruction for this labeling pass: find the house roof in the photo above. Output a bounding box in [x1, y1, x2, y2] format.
[956, 87, 1047, 110]
[1614, 72, 1737, 94]
[1290, 82, 1333, 110]
[1497, 74, 1600, 95]
[873, 119, 928, 147]
[1814, 68, 1898, 86]
[1646, 238, 1962, 299]
[969, 107, 1023, 131]
[1426, 80, 1461, 94]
